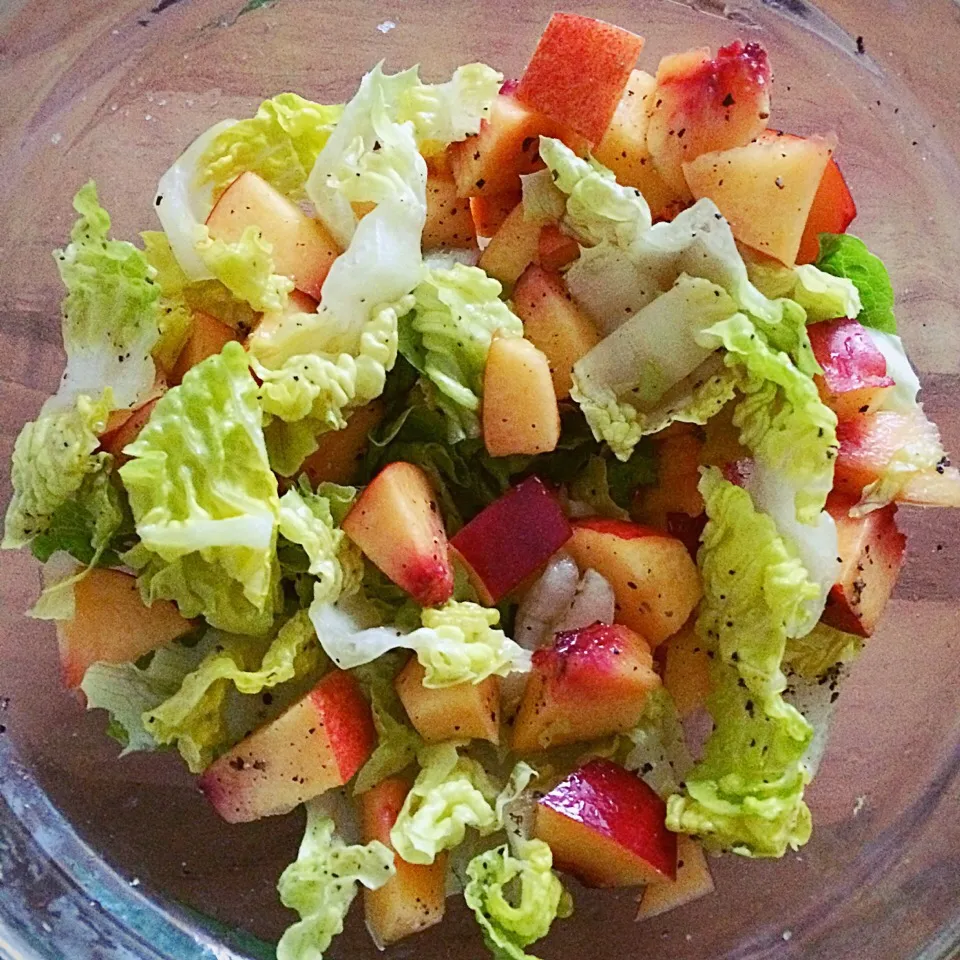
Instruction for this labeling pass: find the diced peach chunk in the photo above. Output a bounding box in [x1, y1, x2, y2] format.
[299, 400, 385, 487]
[170, 311, 239, 386]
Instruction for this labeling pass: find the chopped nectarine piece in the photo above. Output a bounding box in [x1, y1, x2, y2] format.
[449, 95, 585, 198]
[450, 476, 572, 604]
[205, 171, 339, 299]
[170, 311, 239, 386]
[343, 462, 454, 607]
[58, 568, 194, 690]
[796, 153, 857, 264]
[482, 336, 560, 456]
[361, 777, 447, 946]
[647, 41, 772, 196]
[808, 318, 894, 420]
[511, 266, 600, 400]
[99, 396, 162, 466]
[636, 835, 714, 919]
[423, 160, 478, 251]
[634, 429, 704, 528]
[199, 670, 374, 823]
[833, 408, 953, 501]
[593, 69, 685, 220]
[564, 519, 702, 645]
[299, 400, 385, 487]
[662, 619, 711, 718]
[683, 133, 835, 265]
[535, 759, 676, 887]
[469, 190, 521, 238]
[515, 13, 644, 145]
[512, 623, 660, 753]
[821, 495, 905, 637]
[537, 224, 580, 272]
[394, 657, 500, 744]
[477, 203, 542, 287]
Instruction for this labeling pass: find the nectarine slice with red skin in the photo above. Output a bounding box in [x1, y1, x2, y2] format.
[822, 495, 905, 637]
[450, 476, 572, 604]
[797, 155, 857, 264]
[515, 13, 644, 146]
[833, 408, 948, 499]
[469, 190, 521, 238]
[647, 40, 772, 195]
[199, 670, 374, 824]
[361, 777, 447, 945]
[683, 132, 835, 265]
[537, 224, 580, 272]
[99, 396, 162, 466]
[564, 518, 702, 645]
[58, 568, 195, 690]
[394, 657, 500, 744]
[511, 265, 600, 400]
[593, 69, 686, 221]
[343, 462, 455, 608]
[535, 759, 677, 887]
[169, 310, 239, 387]
[205, 170, 339, 299]
[512, 623, 661, 753]
[449, 94, 586, 199]
[808, 318, 894, 420]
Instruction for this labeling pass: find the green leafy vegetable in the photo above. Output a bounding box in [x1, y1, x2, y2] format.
[310, 598, 530, 682]
[401, 264, 523, 441]
[120, 342, 282, 633]
[623, 688, 692, 798]
[464, 839, 566, 960]
[571, 277, 740, 459]
[3, 393, 111, 549]
[784, 621, 863, 680]
[51, 182, 161, 412]
[746, 258, 861, 324]
[699, 313, 839, 525]
[666, 469, 815, 857]
[815, 233, 896, 333]
[276, 804, 395, 960]
[389, 744, 532, 865]
[142, 612, 325, 772]
[198, 93, 344, 202]
[81, 631, 223, 754]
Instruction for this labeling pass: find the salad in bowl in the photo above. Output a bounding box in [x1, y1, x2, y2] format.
[3, 11, 958, 959]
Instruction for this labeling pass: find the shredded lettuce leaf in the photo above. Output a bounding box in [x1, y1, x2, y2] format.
[699, 313, 839, 524]
[142, 612, 326, 772]
[389, 744, 534, 865]
[81, 630, 222, 755]
[746, 257, 861, 323]
[623, 688, 693, 799]
[784, 621, 863, 681]
[310, 598, 530, 683]
[3, 393, 112, 549]
[815, 233, 896, 333]
[402, 264, 523, 441]
[571, 277, 739, 458]
[198, 93, 344, 202]
[119, 342, 281, 633]
[666, 469, 815, 857]
[464, 839, 566, 960]
[48, 183, 161, 414]
[306, 63, 500, 246]
[277, 803, 395, 960]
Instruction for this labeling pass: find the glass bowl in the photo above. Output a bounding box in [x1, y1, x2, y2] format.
[1, 0, 958, 957]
